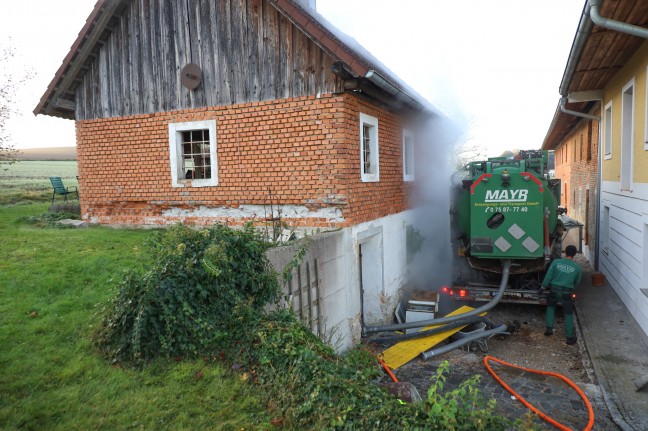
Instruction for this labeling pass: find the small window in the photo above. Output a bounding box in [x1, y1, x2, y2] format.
[360, 113, 379, 182]
[169, 120, 218, 188]
[604, 102, 612, 159]
[403, 129, 415, 181]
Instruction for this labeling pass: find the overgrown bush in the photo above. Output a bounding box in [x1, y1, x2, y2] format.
[95, 223, 280, 363]
[94, 223, 523, 430]
[231, 310, 517, 430]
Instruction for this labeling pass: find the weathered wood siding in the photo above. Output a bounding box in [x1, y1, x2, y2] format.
[76, 0, 343, 120]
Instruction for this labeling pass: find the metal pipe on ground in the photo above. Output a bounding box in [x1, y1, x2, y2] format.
[362, 260, 511, 336]
[421, 324, 509, 360]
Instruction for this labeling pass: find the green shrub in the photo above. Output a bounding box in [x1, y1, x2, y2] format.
[93, 222, 522, 430]
[18, 210, 81, 228]
[342, 346, 383, 381]
[95, 223, 280, 364]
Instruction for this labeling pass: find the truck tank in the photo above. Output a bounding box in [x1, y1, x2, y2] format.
[448, 150, 564, 303]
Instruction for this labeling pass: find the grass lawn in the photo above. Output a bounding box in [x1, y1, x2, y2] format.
[0, 203, 272, 430]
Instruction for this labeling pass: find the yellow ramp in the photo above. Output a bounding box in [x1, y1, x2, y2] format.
[380, 306, 478, 370]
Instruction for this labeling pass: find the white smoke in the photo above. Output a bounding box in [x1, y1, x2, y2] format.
[405, 114, 468, 314]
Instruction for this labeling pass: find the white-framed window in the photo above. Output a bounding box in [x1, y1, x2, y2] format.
[168, 120, 218, 188]
[360, 113, 379, 182]
[645, 65, 648, 150]
[601, 205, 610, 255]
[402, 129, 415, 182]
[604, 101, 613, 159]
[621, 79, 634, 191]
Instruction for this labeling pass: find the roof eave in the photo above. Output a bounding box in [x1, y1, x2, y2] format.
[33, 0, 128, 119]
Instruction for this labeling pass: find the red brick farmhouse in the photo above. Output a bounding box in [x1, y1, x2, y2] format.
[35, 0, 447, 347]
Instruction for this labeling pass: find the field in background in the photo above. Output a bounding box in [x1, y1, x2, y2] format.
[17, 146, 77, 161]
[0, 160, 79, 205]
[0, 161, 79, 205]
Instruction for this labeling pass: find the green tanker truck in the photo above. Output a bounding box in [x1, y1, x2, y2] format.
[446, 150, 565, 304]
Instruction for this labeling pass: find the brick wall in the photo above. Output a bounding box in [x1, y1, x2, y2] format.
[553, 112, 600, 250]
[76, 93, 412, 227]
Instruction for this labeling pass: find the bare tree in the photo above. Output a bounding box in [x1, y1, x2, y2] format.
[450, 116, 487, 170]
[0, 42, 27, 172]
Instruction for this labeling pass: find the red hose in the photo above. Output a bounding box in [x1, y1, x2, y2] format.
[378, 357, 398, 383]
[484, 356, 594, 431]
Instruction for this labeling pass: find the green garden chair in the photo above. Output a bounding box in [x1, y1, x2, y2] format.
[49, 176, 79, 203]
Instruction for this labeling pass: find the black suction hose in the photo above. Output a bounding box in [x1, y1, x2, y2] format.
[362, 260, 511, 336]
[370, 315, 498, 344]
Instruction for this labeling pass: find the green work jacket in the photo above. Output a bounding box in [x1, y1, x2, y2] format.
[542, 257, 582, 291]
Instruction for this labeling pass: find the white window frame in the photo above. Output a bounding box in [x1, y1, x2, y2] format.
[621, 79, 635, 192]
[604, 101, 613, 160]
[360, 113, 379, 182]
[168, 120, 218, 188]
[645, 65, 648, 150]
[402, 129, 415, 182]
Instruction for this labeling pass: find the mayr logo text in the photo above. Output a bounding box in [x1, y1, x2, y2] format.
[485, 189, 529, 202]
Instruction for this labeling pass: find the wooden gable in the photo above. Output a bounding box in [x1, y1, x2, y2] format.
[73, 0, 343, 120]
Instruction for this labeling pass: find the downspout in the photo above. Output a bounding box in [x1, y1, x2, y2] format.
[589, 0, 648, 39]
[559, 97, 600, 121]
[595, 119, 602, 271]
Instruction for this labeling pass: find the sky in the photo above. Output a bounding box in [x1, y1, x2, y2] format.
[0, 0, 586, 157]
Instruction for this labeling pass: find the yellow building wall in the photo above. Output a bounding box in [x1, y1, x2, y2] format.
[602, 40, 648, 183]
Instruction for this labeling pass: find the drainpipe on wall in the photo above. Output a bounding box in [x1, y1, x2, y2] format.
[559, 97, 600, 121]
[589, 0, 648, 39]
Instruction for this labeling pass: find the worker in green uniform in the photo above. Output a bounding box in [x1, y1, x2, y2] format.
[542, 245, 582, 345]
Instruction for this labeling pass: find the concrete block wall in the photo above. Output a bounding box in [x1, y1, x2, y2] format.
[267, 210, 415, 351]
[75, 93, 412, 228]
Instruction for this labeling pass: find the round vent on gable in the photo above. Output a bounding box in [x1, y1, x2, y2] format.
[181, 63, 202, 90]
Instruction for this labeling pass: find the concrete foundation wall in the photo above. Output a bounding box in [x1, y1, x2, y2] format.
[267, 209, 415, 351]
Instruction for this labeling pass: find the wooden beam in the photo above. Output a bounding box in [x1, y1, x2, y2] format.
[52, 98, 77, 111]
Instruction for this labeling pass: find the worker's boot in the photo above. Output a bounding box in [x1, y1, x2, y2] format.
[544, 327, 553, 336]
[566, 337, 577, 345]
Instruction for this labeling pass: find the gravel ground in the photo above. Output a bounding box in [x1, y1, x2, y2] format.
[366, 280, 618, 429]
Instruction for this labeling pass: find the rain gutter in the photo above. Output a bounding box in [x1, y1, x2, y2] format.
[589, 0, 648, 39]
[364, 70, 433, 115]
